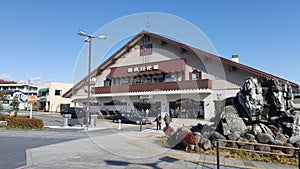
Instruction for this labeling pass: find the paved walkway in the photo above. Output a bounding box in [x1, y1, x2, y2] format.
[17, 117, 298, 169]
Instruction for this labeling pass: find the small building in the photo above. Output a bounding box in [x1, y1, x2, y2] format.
[0, 82, 38, 110]
[63, 31, 299, 120]
[37, 82, 73, 112]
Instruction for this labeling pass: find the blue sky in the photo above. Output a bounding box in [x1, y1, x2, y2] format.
[1, 0, 299, 85]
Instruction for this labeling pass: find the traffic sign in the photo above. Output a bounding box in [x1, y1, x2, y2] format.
[28, 96, 36, 104]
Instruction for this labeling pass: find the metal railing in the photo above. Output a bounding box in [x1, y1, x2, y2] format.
[215, 139, 300, 169]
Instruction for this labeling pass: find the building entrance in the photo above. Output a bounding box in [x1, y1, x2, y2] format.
[169, 98, 204, 119]
[133, 99, 160, 117]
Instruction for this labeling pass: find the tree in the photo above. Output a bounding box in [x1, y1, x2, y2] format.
[0, 91, 7, 111]
[10, 96, 20, 112]
[0, 91, 7, 101]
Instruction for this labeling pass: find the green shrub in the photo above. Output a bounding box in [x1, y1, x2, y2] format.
[0, 114, 10, 121]
[9, 116, 44, 129]
[0, 115, 44, 129]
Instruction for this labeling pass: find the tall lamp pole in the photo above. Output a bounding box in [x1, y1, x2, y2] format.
[77, 30, 106, 130]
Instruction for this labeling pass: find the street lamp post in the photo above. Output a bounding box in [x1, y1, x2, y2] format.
[77, 30, 106, 130]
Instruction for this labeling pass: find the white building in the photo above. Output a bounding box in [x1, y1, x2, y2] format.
[0, 83, 38, 110]
[63, 31, 299, 120]
[38, 82, 73, 112]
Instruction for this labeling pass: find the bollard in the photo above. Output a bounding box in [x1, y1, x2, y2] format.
[90, 115, 94, 127]
[140, 121, 143, 132]
[64, 114, 71, 127]
[298, 149, 300, 169]
[118, 119, 122, 130]
[89, 115, 97, 127]
[216, 140, 220, 169]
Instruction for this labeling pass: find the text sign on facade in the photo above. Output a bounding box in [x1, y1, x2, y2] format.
[128, 64, 159, 73]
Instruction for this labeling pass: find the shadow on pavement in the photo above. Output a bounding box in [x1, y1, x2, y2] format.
[104, 156, 179, 169]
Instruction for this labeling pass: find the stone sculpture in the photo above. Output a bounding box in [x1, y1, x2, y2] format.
[166, 77, 300, 155]
[216, 76, 300, 145]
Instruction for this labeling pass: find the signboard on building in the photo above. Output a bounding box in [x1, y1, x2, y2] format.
[140, 43, 152, 56]
[127, 64, 159, 74]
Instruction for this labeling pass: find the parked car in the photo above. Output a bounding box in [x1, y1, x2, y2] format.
[98, 110, 116, 120]
[112, 112, 150, 124]
[60, 107, 86, 119]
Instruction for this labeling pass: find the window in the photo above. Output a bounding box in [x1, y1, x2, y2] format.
[192, 73, 199, 80]
[133, 76, 141, 84]
[191, 70, 202, 80]
[104, 80, 111, 86]
[158, 76, 164, 82]
[165, 74, 176, 82]
[120, 77, 129, 85]
[146, 76, 152, 83]
[55, 90, 62, 96]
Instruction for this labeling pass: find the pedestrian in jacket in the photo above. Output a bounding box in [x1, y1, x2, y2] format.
[154, 114, 162, 130]
[164, 113, 171, 128]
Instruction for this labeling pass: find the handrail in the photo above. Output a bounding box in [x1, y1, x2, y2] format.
[215, 139, 300, 169]
[219, 139, 300, 150]
[219, 146, 294, 157]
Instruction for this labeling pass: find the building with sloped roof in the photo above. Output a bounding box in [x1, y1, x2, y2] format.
[63, 31, 299, 120]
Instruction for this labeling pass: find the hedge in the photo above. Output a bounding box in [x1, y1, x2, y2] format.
[0, 114, 44, 129]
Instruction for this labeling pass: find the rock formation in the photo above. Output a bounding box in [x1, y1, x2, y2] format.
[217, 76, 299, 137]
[166, 77, 300, 155]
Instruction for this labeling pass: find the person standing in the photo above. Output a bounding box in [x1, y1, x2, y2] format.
[164, 113, 171, 128]
[155, 113, 162, 130]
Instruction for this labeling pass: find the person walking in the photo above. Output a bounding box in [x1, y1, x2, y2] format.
[164, 113, 171, 128]
[154, 113, 162, 130]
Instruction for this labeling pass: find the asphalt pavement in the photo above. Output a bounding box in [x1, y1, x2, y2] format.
[1, 111, 299, 169]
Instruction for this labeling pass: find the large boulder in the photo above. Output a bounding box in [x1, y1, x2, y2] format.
[269, 140, 283, 146]
[191, 123, 203, 133]
[252, 124, 263, 135]
[294, 140, 300, 148]
[236, 137, 249, 146]
[260, 124, 275, 138]
[240, 145, 254, 150]
[289, 135, 300, 144]
[209, 131, 226, 147]
[200, 138, 212, 151]
[275, 133, 287, 144]
[226, 142, 238, 148]
[269, 140, 283, 150]
[255, 145, 271, 152]
[209, 131, 226, 141]
[193, 132, 201, 145]
[282, 143, 295, 155]
[226, 133, 240, 141]
[256, 133, 274, 143]
[178, 126, 191, 132]
[217, 106, 248, 135]
[242, 133, 255, 141]
[201, 124, 214, 139]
